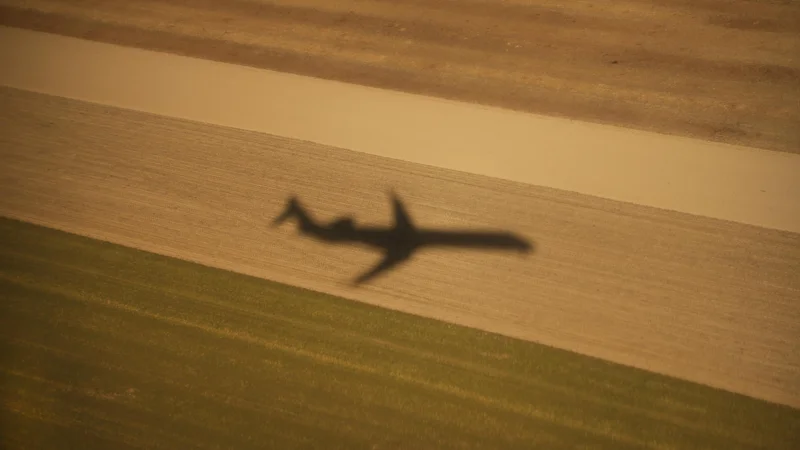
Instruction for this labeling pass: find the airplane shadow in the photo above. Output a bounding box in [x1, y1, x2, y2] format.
[271, 190, 535, 285]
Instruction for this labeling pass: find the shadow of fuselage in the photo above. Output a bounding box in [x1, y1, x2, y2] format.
[272, 191, 534, 285]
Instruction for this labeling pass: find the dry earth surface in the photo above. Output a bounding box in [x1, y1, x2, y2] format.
[0, 0, 799, 153]
[4, 24, 798, 234]
[1, 87, 799, 409]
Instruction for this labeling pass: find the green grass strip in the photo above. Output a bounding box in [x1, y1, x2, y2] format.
[0, 216, 797, 449]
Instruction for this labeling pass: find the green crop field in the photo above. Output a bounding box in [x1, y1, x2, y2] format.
[0, 216, 797, 449]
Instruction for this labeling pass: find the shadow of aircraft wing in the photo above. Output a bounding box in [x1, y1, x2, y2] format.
[391, 190, 416, 232]
[353, 249, 411, 285]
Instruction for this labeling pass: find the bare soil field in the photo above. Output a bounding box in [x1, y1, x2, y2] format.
[1, 0, 798, 153]
[2, 86, 799, 408]
[3, 25, 798, 234]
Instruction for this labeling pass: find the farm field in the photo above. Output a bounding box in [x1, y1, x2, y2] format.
[1, 86, 799, 411]
[1, 0, 798, 153]
[2, 216, 799, 449]
[0, 0, 799, 447]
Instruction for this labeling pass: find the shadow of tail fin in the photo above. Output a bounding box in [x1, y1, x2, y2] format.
[272, 196, 303, 226]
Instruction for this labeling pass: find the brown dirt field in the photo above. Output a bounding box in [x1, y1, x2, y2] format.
[0, 0, 798, 154]
[2, 86, 799, 408]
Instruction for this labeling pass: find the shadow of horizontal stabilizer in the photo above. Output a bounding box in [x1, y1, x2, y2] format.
[272, 191, 535, 285]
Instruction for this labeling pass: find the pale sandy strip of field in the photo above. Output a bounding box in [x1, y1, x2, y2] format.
[2, 85, 799, 408]
[2, 26, 800, 234]
[2, 0, 799, 155]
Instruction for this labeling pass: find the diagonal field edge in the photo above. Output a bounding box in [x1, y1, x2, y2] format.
[0, 25, 799, 233]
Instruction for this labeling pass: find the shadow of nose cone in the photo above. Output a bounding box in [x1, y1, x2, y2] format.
[520, 240, 535, 254]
